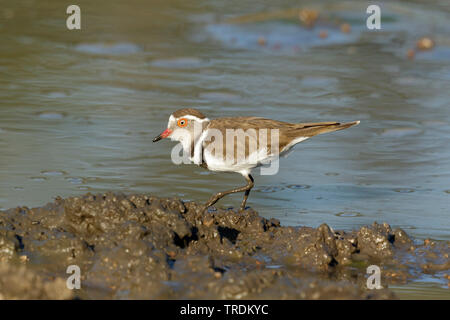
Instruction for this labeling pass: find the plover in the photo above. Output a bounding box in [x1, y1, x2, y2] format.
[153, 108, 359, 211]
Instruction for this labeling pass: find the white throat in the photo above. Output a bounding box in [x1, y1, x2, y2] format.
[167, 115, 210, 164]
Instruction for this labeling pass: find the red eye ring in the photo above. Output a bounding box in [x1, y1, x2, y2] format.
[177, 118, 188, 127]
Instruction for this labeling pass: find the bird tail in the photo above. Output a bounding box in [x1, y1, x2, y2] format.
[292, 120, 360, 137]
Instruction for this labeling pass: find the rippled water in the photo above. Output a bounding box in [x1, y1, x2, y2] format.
[0, 0, 449, 296]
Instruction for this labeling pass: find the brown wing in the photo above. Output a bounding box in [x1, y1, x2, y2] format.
[203, 117, 359, 161]
[281, 120, 360, 151]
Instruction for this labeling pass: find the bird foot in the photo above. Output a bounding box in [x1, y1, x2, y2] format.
[238, 206, 248, 212]
[203, 203, 216, 213]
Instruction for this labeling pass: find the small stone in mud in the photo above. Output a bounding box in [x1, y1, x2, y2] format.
[407, 49, 415, 60]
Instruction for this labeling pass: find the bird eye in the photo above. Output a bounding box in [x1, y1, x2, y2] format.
[177, 118, 188, 127]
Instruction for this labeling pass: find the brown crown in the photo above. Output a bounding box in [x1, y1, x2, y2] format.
[172, 108, 207, 119]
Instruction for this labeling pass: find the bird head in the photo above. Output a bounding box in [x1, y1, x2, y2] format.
[153, 108, 209, 144]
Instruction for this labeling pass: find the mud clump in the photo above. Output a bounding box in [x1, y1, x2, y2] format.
[0, 193, 448, 299]
[0, 263, 73, 299]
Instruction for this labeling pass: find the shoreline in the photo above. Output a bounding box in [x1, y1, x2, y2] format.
[0, 192, 448, 299]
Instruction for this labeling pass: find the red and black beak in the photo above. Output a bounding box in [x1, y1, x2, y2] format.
[153, 128, 172, 142]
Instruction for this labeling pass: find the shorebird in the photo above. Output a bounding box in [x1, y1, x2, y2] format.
[153, 108, 359, 211]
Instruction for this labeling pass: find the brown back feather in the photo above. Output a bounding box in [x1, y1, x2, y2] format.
[201, 117, 359, 161]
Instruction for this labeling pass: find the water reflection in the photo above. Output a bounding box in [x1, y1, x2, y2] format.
[0, 0, 449, 247]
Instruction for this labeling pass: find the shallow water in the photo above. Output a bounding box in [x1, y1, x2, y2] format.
[0, 0, 449, 297]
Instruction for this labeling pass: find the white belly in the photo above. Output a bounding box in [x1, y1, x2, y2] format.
[202, 146, 276, 174]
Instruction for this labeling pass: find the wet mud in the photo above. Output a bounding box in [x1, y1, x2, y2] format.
[0, 193, 448, 299]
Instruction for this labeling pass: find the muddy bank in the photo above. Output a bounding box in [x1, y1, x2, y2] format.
[0, 193, 448, 299]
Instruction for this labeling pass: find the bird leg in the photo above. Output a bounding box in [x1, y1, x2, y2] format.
[239, 174, 254, 211]
[204, 174, 254, 212]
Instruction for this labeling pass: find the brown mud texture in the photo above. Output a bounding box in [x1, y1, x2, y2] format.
[0, 193, 448, 299]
